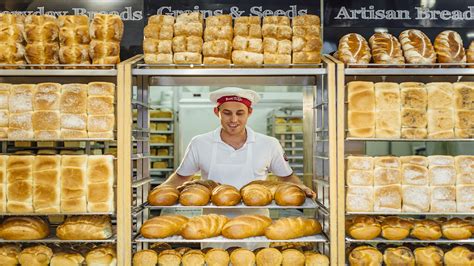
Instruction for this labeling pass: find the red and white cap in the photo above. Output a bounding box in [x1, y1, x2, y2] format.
[210, 87, 261, 108]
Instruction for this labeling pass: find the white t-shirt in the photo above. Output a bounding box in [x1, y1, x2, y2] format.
[176, 127, 293, 180]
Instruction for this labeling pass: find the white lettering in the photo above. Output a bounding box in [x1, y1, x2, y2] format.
[335, 7, 352, 19]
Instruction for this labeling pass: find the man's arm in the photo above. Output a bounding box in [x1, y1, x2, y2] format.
[161, 172, 193, 188]
[276, 173, 316, 199]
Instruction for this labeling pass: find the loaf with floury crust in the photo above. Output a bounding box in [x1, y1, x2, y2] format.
[140, 215, 189, 239]
[255, 248, 283, 266]
[369, 32, 405, 65]
[274, 183, 306, 206]
[240, 183, 272, 206]
[221, 214, 272, 239]
[181, 214, 228, 239]
[0, 244, 21, 266]
[211, 184, 241, 206]
[434, 30, 466, 64]
[265, 217, 322, 240]
[148, 185, 179, 206]
[337, 33, 371, 64]
[18, 245, 53, 266]
[444, 246, 473, 266]
[56, 215, 112, 240]
[0, 216, 49, 240]
[399, 29, 437, 64]
[204, 248, 229, 266]
[348, 246, 383, 266]
[383, 247, 415, 266]
[230, 248, 255, 266]
[413, 246, 444, 266]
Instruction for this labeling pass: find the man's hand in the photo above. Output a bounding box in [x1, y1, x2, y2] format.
[297, 184, 317, 200]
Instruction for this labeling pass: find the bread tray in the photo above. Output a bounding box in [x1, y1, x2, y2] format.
[0, 64, 117, 76]
[0, 138, 115, 142]
[144, 198, 317, 209]
[0, 212, 115, 216]
[346, 237, 474, 244]
[344, 63, 474, 76]
[345, 137, 474, 142]
[346, 212, 474, 216]
[135, 234, 327, 243]
[0, 235, 117, 243]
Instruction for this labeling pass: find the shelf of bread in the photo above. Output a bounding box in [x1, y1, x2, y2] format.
[135, 234, 327, 243]
[0, 64, 118, 76]
[0, 212, 115, 216]
[344, 64, 474, 75]
[345, 137, 474, 142]
[144, 198, 317, 209]
[345, 237, 474, 244]
[0, 235, 117, 243]
[346, 212, 474, 216]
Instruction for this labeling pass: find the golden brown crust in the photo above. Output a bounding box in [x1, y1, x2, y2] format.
[369, 32, 404, 65]
[410, 219, 442, 240]
[140, 215, 189, 239]
[347, 216, 381, 240]
[434, 30, 466, 63]
[211, 184, 241, 206]
[148, 185, 179, 206]
[338, 33, 371, 64]
[399, 29, 437, 64]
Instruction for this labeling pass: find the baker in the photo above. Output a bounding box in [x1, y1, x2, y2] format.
[163, 87, 315, 202]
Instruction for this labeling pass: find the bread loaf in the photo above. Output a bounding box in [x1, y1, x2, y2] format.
[375, 82, 401, 138]
[56, 215, 112, 240]
[204, 248, 229, 266]
[0, 216, 49, 240]
[401, 163, 428, 185]
[7, 155, 34, 212]
[347, 216, 381, 240]
[233, 16, 263, 65]
[346, 186, 373, 212]
[441, 217, 473, 240]
[143, 15, 174, 64]
[230, 248, 255, 266]
[158, 249, 181, 266]
[240, 183, 272, 206]
[18, 245, 53, 266]
[383, 246, 415, 266]
[369, 32, 404, 65]
[140, 215, 189, 238]
[33, 155, 60, 213]
[348, 246, 383, 266]
[265, 217, 321, 240]
[262, 16, 291, 65]
[347, 81, 375, 137]
[0, 244, 20, 266]
[24, 15, 59, 65]
[60, 155, 87, 212]
[89, 14, 123, 65]
[347, 169, 373, 186]
[444, 246, 473, 266]
[410, 219, 442, 240]
[337, 33, 371, 64]
[86, 155, 114, 212]
[173, 12, 203, 64]
[413, 246, 443, 266]
[434, 30, 466, 63]
[292, 15, 321, 64]
[58, 15, 90, 65]
[431, 185, 456, 212]
[50, 252, 85, 266]
[402, 185, 430, 212]
[211, 184, 241, 206]
[179, 184, 211, 206]
[468, 41, 474, 66]
[0, 15, 25, 66]
[181, 214, 228, 239]
[304, 251, 329, 266]
[380, 216, 413, 240]
[374, 185, 402, 212]
[399, 29, 436, 64]
[222, 214, 272, 239]
[255, 248, 282, 266]
[274, 183, 306, 206]
[181, 250, 205, 266]
[85, 245, 116, 266]
[148, 185, 179, 206]
[281, 249, 305, 266]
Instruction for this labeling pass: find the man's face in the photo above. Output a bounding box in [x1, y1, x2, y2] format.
[214, 101, 252, 135]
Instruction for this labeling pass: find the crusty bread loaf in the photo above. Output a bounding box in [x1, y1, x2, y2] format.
[410, 219, 442, 240]
[18, 245, 53, 266]
[133, 250, 158, 266]
[148, 185, 179, 206]
[56, 215, 112, 240]
[444, 246, 473, 266]
[179, 183, 211, 206]
[0, 216, 49, 240]
[348, 246, 383, 266]
[90, 14, 123, 42]
[143, 15, 174, 64]
[255, 248, 283, 266]
[380, 216, 413, 240]
[222, 214, 272, 239]
[292, 15, 321, 64]
[7, 155, 34, 212]
[281, 248, 305, 266]
[233, 16, 263, 65]
[33, 155, 60, 213]
[369, 32, 404, 65]
[204, 248, 229, 266]
[399, 29, 437, 64]
[50, 252, 85, 266]
[413, 246, 444, 266]
[0, 14, 25, 66]
[211, 184, 241, 206]
[383, 246, 415, 266]
[181, 214, 228, 239]
[337, 33, 371, 64]
[85, 245, 116, 266]
[240, 183, 272, 206]
[441, 217, 473, 240]
[158, 249, 181, 266]
[181, 250, 205, 266]
[274, 183, 306, 206]
[0, 244, 20, 266]
[304, 251, 329, 266]
[434, 30, 466, 63]
[60, 155, 87, 212]
[141, 215, 189, 238]
[230, 248, 255, 266]
[265, 217, 321, 240]
[347, 216, 381, 240]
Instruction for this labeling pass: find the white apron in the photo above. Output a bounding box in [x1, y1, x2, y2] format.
[201, 138, 269, 249]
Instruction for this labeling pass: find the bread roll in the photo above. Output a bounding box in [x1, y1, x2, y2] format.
[85, 245, 116, 266]
[383, 246, 415, 266]
[240, 183, 272, 206]
[374, 185, 402, 212]
[179, 184, 211, 206]
[0, 244, 20, 266]
[158, 249, 181, 266]
[222, 214, 272, 239]
[410, 219, 442, 240]
[204, 248, 229, 266]
[0, 216, 49, 240]
[346, 186, 373, 212]
[140, 215, 188, 238]
[380, 216, 413, 240]
[148, 185, 179, 206]
[369, 32, 404, 64]
[348, 246, 383, 266]
[33, 155, 60, 213]
[265, 217, 322, 240]
[442, 218, 473, 240]
[402, 185, 430, 212]
[18, 245, 53, 266]
[337, 33, 371, 64]
[434, 30, 466, 63]
[230, 248, 255, 266]
[347, 216, 381, 240]
[50, 252, 85, 266]
[181, 214, 228, 239]
[56, 215, 112, 240]
[399, 29, 436, 64]
[413, 246, 443, 266]
[444, 246, 474, 266]
[182, 250, 205, 266]
[211, 184, 241, 206]
[255, 248, 283, 266]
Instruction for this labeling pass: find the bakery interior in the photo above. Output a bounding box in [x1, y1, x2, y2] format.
[0, 0, 473, 265]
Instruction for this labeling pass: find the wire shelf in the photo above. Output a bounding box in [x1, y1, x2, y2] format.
[0, 212, 115, 216]
[345, 236, 474, 244]
[144, 198, 317, 209]
[0, 235, 117, 243]
[135, 234, 327, 243]
[345, 137, 474, 142]
[0, 64, 117, 76]
[346, 212, 474, 216]
[344, 63, 474, 75]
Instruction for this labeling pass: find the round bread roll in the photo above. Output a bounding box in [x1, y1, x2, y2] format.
[140, 215, 189, 239]
[18, 245, 53, 266]
[158, 249, 181, 266]
[211, 184, 241, 206]
[410, 219, 442, 240]
[442, 218, 473, 240]
[240, 183, 272, 206]
[274, 183, 306, 206]
[304, 251, 329, 266]
[413, 246, 444, 266]
[230, 248, 255, 266]
[348, 246, 383, 266]
[85, 245, 116, 266]
[205, 248, 229, 266]
[50, 252, 85, 266]
[0, 216, 50, 240]
[444, 246, 474, 266]
[182, 250, 205, 266]
[0, 244, 21, 266]
[132, 250, 158, 266]
[380, 216, 413, 240]
[179, 184, 211, 206]
[281, 248, 305, 266]
[148, 185, 179, 206]
[347, 216, 381, 240]
[255, 248, 283, 266]
[383, 247, 415, 266]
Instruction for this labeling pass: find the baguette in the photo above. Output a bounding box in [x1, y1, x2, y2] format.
[265, 217, 322, 240]
[211, 184, 241, 206]
[240, 183, 272, 206]
[148, 185, 179, 206]
[179, 184, 211, 206]
[56, 215, 112, 240]
[222, 215, 272, 239]
[274, 183, 306, 206]
[140, 215, 189, 239]
[181, 214, 228, 239]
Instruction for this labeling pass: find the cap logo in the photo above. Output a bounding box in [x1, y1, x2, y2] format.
[217, 95, 252, 108]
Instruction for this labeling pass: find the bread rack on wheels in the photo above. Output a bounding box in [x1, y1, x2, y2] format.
[0, 63, 123, 263]
[333, 58, 474, 265]
[121, 55, 338, 265]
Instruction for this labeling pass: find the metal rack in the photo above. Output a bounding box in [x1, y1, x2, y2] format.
[334, 59, 474, 263]
[122, 55, 338, 265]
